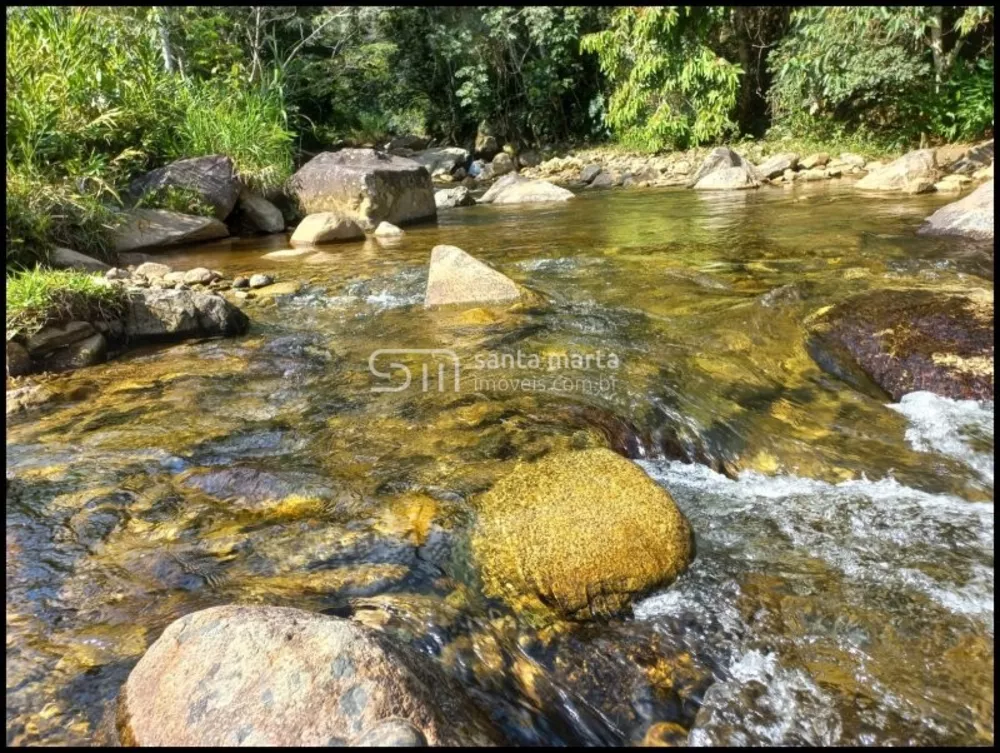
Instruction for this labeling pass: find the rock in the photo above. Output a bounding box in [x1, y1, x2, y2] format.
[452, 167, 467, 181]
[489, 179, 574, 205]
[288, 149, 436, 229]
[918, 179, 993, 240]
[413, 147, 470, 177]
[800, 168, 829, 182]
[471, 449, 694, 620]
[134, 262, 172, 279]
[518, 150, 541, 168]
[26, 321, 95, 356]
[943, 139, 994, 175]
[424, 245, 521, 308]
[474, 125, 499, 160]
[249, 274, 273, 289]
[5, 383, 59, 415]
[128, 155, 240, 220]
[180, 467, 333, 510]
[435, 186, 475, 209]
[807, 288, 993, 401]
[115, 605, 500, 746]
[40, 332, 107, 372]
[290, 213, 365, 245]
[124, 289, 249, 341]
[933, 174, 973, 193]
[6, 341, 32, 377]
[756, 152, 799, 179]
[250, 281, 301, 299]
[182, 267, 215, 285]
[782, 168, 797, 182]
[689, 147, 761, 190]
[490, 152, 515, 178]
[856, 148, 937, 193]
[580, 164, 603, 184]
[373, 221, 403, 237]
[49, 247, 110, 273]
[113, 209, 229, 253]
[238, 189, 285, 234]
[105, 267, 130, 280]
[232, 276, 250, 289]
[799, 152, 830, 169]
[354, 719, 427, 747]
[972, 162, 993, 181]
[840, 152, 867, 168]
[587, 171, 614, 189]
[477, 173, 527, 204]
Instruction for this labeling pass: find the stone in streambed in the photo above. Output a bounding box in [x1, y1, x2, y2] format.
[6, 341, 33, 378]
[182, 267, 215, 285]
[113, 209, 229, 253]
[26, 321, 95, 356]
[290, 212, 365, 245]
[435, 187, 476, 208]
[488, 179, 573, 205]
[373, 221, 403, 237]
[124, 289, 249, 341]
[756, 153, 798, 179]
[855, 148, 937, 194]
[49, 247, 110, 273]
[114, 604, 501, 746]
[471, 448, 694, 620]
[127, 155, 240, 219]
[39, 332, 107, 372]
[237, 188, 286, 234]
[249, 273, 274, 289]
[918, 179, 993, 240]
[424, 245, 522, 308]
[689, 147, 761, 190]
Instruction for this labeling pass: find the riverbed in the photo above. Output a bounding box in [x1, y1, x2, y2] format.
[6, 180, 994, 745]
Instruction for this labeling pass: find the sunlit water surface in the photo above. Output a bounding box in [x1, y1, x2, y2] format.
[6, 181, 994, 745]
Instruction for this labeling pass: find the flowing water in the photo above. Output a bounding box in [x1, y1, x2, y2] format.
[5, 181, 994, 746]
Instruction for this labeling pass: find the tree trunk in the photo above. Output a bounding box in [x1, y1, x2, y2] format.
[156, 8, 174, 74]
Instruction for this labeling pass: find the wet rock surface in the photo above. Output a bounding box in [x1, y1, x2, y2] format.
[807, 288, 994, 400]
[114, 605, 502, 746]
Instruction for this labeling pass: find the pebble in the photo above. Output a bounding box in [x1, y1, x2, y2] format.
[249, 274, 274, 289]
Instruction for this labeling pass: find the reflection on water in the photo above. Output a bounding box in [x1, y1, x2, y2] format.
[5, 181, 994, 745]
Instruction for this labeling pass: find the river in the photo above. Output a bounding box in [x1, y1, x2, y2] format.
[5, 180, 994, 745]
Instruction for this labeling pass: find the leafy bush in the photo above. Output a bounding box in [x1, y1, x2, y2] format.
[6, 267, 127, 341]
[133, 186, 216, 218]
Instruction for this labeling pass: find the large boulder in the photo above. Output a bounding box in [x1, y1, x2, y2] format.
[488, 179, 574, 205]
[112, 209, 229, 253]
[435, 186, 475, 209]
[807, 288, 993, 401]
[917, 179, 993, 240]
[114, 605, 500, 746]
[476, 172, 526, 204]
[941, 139, 993, 175]
[385, 134, 432, 152]
[412, 147, 470, 177]
[490, 152, 515, 178]
[26, 321, 95, 356]
[424, 245, 522, 308]
[471, 448, 694, 620]
[290, 212, 365, 246]
[38, 333, 107, 372]
[689, 147, 761, 190]
[474, 124, 499, 160]
[124, 288, 249, 341]
[756, 152, 799, 179]
[238, 189, 285, 234]
[288, 149, 436, 229]
[856, 149, 938, 193]
[49, 247, 110, 273]
[128, 155, 240, 220]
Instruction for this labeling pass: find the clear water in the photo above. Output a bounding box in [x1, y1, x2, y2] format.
[5, 180, 994, 745]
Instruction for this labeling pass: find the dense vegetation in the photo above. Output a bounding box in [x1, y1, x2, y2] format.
[5, 5, 995, 269]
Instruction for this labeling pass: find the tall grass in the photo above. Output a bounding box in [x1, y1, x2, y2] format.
[6, 268, 127, 341]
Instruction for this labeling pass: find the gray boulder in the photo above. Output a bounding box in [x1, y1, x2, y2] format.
[49, 247, 110, 273]
[490, 152, 515, 178]
[489, 179, 574, 205]
[124, 288, 249, 341]
[856, 149, 938, 193]
[435, 186, 476, 209]
[39, 333, 107, 372]
[756, 153, 799, 179]
[114, 605, 501, 746]
[238, 189, 285, 234]
[128, 155, 240, 220]
[6, 341, 32, 378]
[477, 172, 527, 204]
[26, 321, 95, 356]
[113, 209, 229, 253]
[917, 179, 993, 240]
[580, 164, 603, 184]
[288, 149, 436, 230]
[689, 147, 762, 190]
[943, 140, 993, 175]
[290, 212, 365, 245]
[412, 147, 470, 177]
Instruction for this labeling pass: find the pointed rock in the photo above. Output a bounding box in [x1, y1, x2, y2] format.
[424, 245, 521, 308]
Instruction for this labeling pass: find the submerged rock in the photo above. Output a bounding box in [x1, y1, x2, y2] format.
[128, 155, 241, 220]
[114, 605, 500, 746]
[288, 149, 436, 229]
[290, 212, 365, 245]
[424, 245, 522, 308]
[918, 179, 993, 240]
[689, 147, 761, 190]
[471, 448, 694, 620]
[856, 149, 937, 193]
[807, 288, 994, 400]
[113, 209, 229, 253]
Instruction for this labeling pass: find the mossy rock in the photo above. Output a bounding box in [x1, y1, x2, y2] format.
[471, 448, 694, 621]
[807, 288, 993, 401]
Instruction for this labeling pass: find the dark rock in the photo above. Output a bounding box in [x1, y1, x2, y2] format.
[6, 341, 33, 378]
[128, 155, 240, 219]
[41, 332, 107, 372]
[946, 140, 994, 175]
[807, 289, 993, 400]
[26, 321, 95, 356]
[124, 289, 249, 341]
[238, 189, 285, 234]
[580, 164, 603, 184]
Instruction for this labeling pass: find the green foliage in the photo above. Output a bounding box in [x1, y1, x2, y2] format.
[6, 164, 121, 270]
[582, 7, 742, 151]
[133, 185, 215, 218]
[6, 267, 127, 341]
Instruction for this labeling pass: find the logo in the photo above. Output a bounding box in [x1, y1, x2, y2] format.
[368, 349, 461, 393]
